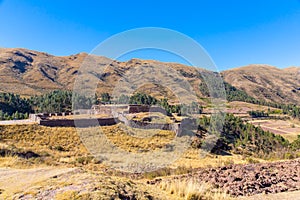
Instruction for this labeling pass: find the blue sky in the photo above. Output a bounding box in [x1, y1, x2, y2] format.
[0, 0, 300, 71]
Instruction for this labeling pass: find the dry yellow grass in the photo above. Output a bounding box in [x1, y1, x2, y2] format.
[159, 178, 232, 200]
[0, 124, 265, 171]
[228, 101, 279, 113]
[0, 124, 294, 200]
[0, 125, 93, 170]
[0, 124, 178, 172]
[0, 125, 87, 154]
[170, 148, 258, 169]
[101, 123, 175, 152]
[0, 156, 26, 168]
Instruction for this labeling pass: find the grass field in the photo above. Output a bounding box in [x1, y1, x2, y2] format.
[0, 123, 298, 199]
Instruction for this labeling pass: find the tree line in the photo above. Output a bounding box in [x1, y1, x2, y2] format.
[0, 91, 97, 120]
[0, 91, 203, 120]
[29, 90, 98, 113]
[1, 87, 300, 121]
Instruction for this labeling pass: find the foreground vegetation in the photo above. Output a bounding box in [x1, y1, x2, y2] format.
[0, 122, 299, 199]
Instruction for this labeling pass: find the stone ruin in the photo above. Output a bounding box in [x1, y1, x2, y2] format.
[30, 104, 197, 136]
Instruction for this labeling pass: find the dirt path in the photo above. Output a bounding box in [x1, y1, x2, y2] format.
[0, 167, 76, 198]
[250, 120, 300, 135]
[0, 119, 35, 125]
[0, 167, 171, 200]
[259, 125, 296, 135]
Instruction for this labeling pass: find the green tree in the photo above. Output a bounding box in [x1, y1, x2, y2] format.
[101, 93, 111, 103]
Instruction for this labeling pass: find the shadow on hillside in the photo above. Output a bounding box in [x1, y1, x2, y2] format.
[0, 148, 40, 159]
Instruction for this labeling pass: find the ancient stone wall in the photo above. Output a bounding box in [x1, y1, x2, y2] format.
[32, 108, 188, 136]
[127, 120, 172, 130]
[92, 105, 129, 115]
[39, 118, 118, 127]
[128, 105, 150, 113]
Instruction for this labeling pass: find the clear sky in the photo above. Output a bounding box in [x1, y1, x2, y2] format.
[0, 0, 300, 71]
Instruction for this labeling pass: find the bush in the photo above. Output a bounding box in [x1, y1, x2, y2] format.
[76, 156, 94, 165]
[248, 110, 269, 118]
[246, 157, 260, 164]
[284, 152, 294, 160]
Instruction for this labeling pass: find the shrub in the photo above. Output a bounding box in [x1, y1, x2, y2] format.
[246, 157, 260, 164]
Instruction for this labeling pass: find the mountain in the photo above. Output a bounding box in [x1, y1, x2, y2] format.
[0, 47, 299, 105]
[222, 65, 300, 105]
[0, 48, 207, 103]
[0, 48, 86, 95]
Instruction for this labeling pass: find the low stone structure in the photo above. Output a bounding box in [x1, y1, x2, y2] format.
[91, 105, 128, 115]
[30, 105, 197, 136]
[39, 118, 118, 127]
[128, 105, 151, 113]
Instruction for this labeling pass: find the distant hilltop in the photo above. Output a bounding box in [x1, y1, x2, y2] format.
[0, 47, 299, 105]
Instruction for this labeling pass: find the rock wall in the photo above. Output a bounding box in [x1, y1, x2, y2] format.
[127, 120, 173, 130]
[128, 105, 151, 113]
[128, 105, 167, 115]
[39, 118, 118, 127]
[32, 109, 194, 137]
[112, 112, 182, 135]
[92, 105, 129, 115]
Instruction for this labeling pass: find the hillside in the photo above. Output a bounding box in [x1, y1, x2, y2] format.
[0, 48, 109, 96]
[1, 48, 300, 106]
[222, 65, 300, 105]
[0, 48, 206, 102]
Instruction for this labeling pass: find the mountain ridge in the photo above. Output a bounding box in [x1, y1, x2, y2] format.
[0, 47, 299, 105]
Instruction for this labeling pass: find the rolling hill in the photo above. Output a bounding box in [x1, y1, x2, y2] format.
[0, 47, 299, 105]
[222, 65, 300, 105]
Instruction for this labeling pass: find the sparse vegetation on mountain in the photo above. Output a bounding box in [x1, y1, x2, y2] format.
[222, 65, 300, 105]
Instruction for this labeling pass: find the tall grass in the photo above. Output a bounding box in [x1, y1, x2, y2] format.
[159, 179, 231, 200]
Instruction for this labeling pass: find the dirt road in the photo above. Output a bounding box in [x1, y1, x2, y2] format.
[0, 119, 35, 125]
[0, 167, 76, 198]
